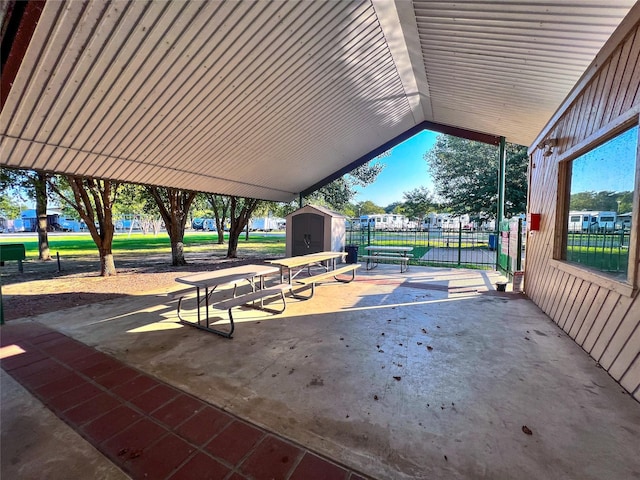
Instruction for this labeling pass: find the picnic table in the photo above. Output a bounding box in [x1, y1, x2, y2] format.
[362, 245, 413, 273]
[267, 251, 359, 298]
[173, 264, 286, 338]
[0, 243, 26, 273]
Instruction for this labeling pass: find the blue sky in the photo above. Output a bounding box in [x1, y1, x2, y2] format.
[353, 130, 440, 207]
[571, 125, 637, 193]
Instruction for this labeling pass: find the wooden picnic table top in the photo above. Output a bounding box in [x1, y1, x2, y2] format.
[175, 264, 280, 289]
[267, 251, 346, 269]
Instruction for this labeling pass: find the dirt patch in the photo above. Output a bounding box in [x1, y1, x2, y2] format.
[1, 251, 277, 321]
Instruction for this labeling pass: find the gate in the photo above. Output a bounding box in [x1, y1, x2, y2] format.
[346, 220, 498, 270]
[497, 217, 524, 278]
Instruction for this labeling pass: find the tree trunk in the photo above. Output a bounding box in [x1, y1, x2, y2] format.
[225, 196, 261, 258]
[216, 225, 225, 244]
[37, 214, 51, 260]
[100, 251, 117, 276]
[167, 214, 187, 265]
[35, 172, 51, 261]
[226, 232, 239, 258]
[48, 176, 120, 276]
[171, 241, 186, 266]
[146, 186, 195, 266]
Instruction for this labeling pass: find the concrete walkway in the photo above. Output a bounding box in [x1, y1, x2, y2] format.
[2, 265, 640, 479]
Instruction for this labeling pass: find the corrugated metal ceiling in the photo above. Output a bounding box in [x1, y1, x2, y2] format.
[0, 0, 636, 201]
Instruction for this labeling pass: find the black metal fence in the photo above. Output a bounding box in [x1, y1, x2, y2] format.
[345, 221, 499, 270]
[566, 230, 631, 278]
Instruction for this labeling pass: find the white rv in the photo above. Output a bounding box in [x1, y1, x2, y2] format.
[595, 211, 617, 230]
[359, 214, 408, 230]
[250, 217, 285, 231]
[568, 211, 598, 232]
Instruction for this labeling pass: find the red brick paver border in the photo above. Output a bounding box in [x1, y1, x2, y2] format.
[1, 323, 367, 480]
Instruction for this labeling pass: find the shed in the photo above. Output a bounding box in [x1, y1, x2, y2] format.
[285, 205, 345, 257]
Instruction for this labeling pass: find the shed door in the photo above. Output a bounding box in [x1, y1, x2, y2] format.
[292, 213, 324, 256]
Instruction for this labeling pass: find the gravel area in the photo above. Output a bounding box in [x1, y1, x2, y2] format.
[1, 251, 275, 321]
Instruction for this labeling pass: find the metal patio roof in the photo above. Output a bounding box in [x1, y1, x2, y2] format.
[0, 1, 636, 201]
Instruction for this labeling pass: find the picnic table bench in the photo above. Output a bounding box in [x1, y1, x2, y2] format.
[362, 246, 413, 273]
[173, 264, 283, 338]
[0, 244, 26, 273]
[267, 251, 359, 299]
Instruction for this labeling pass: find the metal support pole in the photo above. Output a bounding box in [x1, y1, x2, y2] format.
[496, 136, 507, 270]
[299, 193, 304, 208]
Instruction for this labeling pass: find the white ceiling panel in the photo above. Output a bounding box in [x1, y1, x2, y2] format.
[1, 0, 637, 201]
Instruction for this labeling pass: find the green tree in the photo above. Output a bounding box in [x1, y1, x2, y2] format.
[402, 186, 436, 221]
[270, 202, 298, 219]
[384, 201, 404, 214]
[304, 161, 384, 212]
[616, 191, 634, 214]
[49, 176, 120, 276]
[1, 168, 52, 260]
[113, 183, 151, 217]
[356, 200, 385, 215]
[425, 135, 528, 219]
[227, 197, 263, 258]
[569, 190, 633, 212]
[0, 191, 25, 218]
[146, 186, 197, 266]
[205, 194, 231, 244]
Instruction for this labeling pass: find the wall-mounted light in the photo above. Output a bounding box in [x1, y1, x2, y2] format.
[537, 138, 557, 157]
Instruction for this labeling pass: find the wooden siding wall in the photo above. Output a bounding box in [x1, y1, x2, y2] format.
[527, 22, 640, 402]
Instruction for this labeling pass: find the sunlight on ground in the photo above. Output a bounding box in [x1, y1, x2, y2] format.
[127, 318, 183, 333]
[93, 303, 171, 326]
[0, 344, 26, 359]
[343, 291, 481, 312]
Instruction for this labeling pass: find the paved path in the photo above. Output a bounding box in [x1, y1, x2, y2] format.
[1, 322, 366, 480]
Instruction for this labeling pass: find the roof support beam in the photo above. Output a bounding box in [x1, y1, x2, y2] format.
[0, 0, 45, 109]
[300, 121, 500, 197]
[372, 0, 430, 123]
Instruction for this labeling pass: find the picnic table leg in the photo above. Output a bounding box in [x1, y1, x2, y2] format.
[195, 287, 201, 326]
[205, 287, 210, 329]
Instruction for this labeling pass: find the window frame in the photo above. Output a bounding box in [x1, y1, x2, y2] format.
[554, 115, 640, 296]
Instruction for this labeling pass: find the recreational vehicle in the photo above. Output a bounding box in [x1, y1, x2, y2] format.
[568, 211, 617, 232]
[250, 217, 285, 231]
[568, 211, 598, 232]
[595, 211, 617, 230]
[359, 214, 408, 230]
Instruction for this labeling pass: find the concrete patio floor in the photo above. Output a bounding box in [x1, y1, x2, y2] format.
[2, 265, 640, 479]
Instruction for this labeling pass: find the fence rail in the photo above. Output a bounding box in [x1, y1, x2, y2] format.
[566, 230, 630, 278]
[346, 221, 499, 270]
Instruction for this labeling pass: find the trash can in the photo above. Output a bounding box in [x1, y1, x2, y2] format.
[488, 234, 497, 251]
[345, 245, 359, 264]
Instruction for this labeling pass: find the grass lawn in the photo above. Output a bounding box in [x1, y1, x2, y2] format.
[0, 231, 286, 259]
[566, 246, 628, 275]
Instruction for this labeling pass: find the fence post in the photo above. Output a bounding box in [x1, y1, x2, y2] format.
[516, 218, 523, 271]
[496, 136, 506, 270]
[458, 222, 462, 266]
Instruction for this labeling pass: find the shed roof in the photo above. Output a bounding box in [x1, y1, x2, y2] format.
[0, 1, 637, 201]
[287, 204, 346, 220]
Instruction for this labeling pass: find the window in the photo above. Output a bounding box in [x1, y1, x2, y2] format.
[564, 125, 637, 283]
